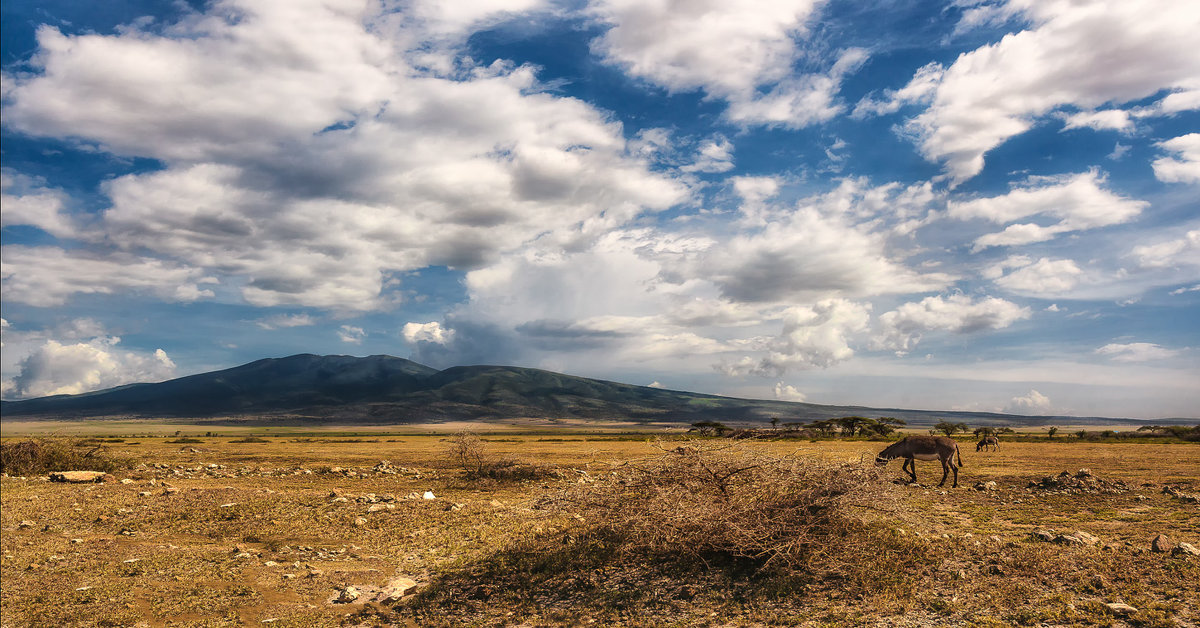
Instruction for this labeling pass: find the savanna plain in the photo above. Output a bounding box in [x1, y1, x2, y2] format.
[1, 425, 1197, 628]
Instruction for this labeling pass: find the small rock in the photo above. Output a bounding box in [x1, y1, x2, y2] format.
[264, 561, 278, 567]
[1105, 602, 1137, 616]
[422, 491, 436, 500]
[353, 517, 367, 527]
[119, 478, 134, 484]
[18, 520, 35, 530]
[333, 586, 360, 604]
[444, 502, 464, 512]
[1151, 534, 1172, 553]
[366, 504, 387, 513]
[378, 577, 419, 603]
[50, 471, 114, 483]
[1172, 542, 1199, 557]
[1072, 530, 1101, 546]
[1032, 530, 1055, 542]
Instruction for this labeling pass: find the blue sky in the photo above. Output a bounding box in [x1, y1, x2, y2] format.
[2, 0, 1197, 419]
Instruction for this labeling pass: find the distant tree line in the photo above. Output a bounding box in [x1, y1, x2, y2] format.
[690, 419, 1199, 443]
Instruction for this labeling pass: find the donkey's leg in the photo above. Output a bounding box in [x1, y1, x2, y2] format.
[938, 458, 950, 487]
[904, 457, 917, 483]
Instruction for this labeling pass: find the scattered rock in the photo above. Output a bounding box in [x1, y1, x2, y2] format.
[1053, 531, 1101, 547]
[332, 586, 360, 604]
[1028, 470, 1129, 494]
[1162, 485, 1199, 503]
[422, 491, 436, 500]
[1031, 530, 1056, 542]
[1105, 602, 1137, 616]
[366, 504, 387, 513]
[1172, 542, 1199, 557]
[444, 502, 465, 512]
[1152, 534, 1172, 553]
[119, 478, 134, 484]
[17, 520, 35, 530]
[353, 517, 367, 527]
[378, 577, 419, 603]
[49, 471, 112, 484]
[973, 481, 998, 491]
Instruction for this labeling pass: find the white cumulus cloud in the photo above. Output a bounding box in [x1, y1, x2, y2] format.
[4, 337, 176, 399]
[1004, 389, 1053, 415]
[402, 321, 455, 345]
[1152, 133, 1200, 184]
[1094, 342, 1181, 363]
[773, 382, 807, 402]
[874, 294, 1031, 353]
[948, 170, 1146, 250]
[898, 0, 1200, 182]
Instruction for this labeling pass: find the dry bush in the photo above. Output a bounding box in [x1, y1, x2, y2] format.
[0, 437, 121, 476]
[404, 442, 928, 623]
[554, 441, 913, 573]
[228, 436, 269, 443]
[445, 430, 559, 482]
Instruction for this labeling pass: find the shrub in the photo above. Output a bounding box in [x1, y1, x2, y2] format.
[0, 438, 121, 476]
[167, 437, 204, 444]
[445, 430, 558, 482]
[550, 441, 914, 573]
[229, 437, 270, 443]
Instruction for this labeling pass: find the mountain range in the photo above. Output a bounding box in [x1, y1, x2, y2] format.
[0, 354, 1178, 428]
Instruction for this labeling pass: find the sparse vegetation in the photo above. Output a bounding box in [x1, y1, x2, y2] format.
[0, 437, 122, 476]
[445, 430, 558, 481]
[2, 431, 1197, 627]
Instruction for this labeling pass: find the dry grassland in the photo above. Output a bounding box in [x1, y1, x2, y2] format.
[1, 433, 1197, 627]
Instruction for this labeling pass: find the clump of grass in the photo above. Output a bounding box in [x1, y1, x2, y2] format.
[0, 437, 121, 475]
[166, 437, 204, 444]
[228, 436, 270, 443]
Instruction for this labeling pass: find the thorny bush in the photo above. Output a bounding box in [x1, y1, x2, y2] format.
[0, 437, 122, 476]
[550, 441, 913, 573]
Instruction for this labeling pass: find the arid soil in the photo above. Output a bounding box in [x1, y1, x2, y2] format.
[1, 434, 1197, 627]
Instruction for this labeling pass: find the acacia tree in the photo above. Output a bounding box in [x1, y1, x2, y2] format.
[933, 421, 969, 437]
[690, 421, 731, 437]
[834, 416, 873, 437]
[1047, 426, 1059, 438]
[866, 417, 907, 437]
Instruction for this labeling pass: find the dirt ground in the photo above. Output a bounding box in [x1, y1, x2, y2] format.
[1, 432, 1197, 627]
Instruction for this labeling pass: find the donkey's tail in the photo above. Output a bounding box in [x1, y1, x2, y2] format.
[956, 443, 964, 467]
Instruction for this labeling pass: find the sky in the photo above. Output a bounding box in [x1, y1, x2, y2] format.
[1, 0, 1198, 419]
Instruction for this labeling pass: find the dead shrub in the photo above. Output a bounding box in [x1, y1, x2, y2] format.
[0, 437, 121, 476]
[405, 442, 929, 623]
[445, 430, 559, 482]
[553, 441, 915, 574]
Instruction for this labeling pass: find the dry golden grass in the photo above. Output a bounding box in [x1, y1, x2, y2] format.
[1, 432, 1196, 627]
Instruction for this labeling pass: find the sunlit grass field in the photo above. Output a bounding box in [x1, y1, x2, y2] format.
[2, 429, 1197, 626]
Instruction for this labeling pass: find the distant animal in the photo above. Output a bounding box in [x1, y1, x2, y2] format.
[875, 435, 963, 488]
[976, 435, 999, 452]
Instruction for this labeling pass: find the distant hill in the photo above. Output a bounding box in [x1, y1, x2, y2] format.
[0, 353, 1180, 428]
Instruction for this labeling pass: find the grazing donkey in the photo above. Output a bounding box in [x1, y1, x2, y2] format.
[875, 435, 963, 488]
[976, 435, 999, 452]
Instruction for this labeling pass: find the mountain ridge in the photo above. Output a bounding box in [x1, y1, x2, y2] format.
[0, 353, 1183, 427]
